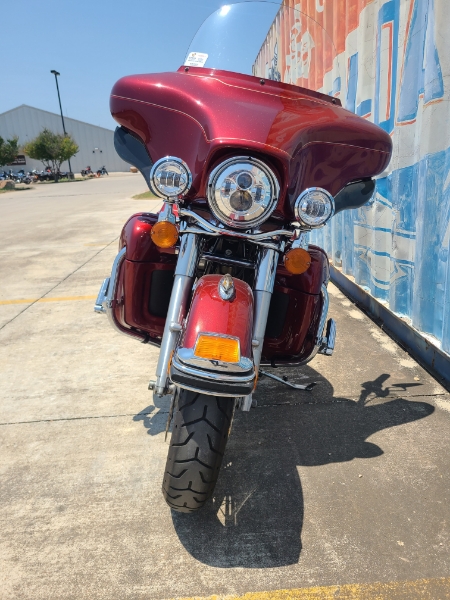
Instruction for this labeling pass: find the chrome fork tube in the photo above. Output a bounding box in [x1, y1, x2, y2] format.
[252, 247, 279, 371]
[154, 233, 200, 396]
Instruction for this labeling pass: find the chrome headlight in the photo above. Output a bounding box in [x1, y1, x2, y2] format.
[150, 156, 192, 199]
[207, 156, 279, 229]
[294, 187, 335, 228]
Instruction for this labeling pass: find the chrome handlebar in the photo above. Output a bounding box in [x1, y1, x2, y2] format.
[178, 208, 294, 246]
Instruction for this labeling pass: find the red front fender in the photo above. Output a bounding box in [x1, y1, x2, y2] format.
[182, 274, 254, 358]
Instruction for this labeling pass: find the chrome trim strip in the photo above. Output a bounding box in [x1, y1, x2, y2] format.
[177, 347, 253, 373]
[172, 354, 255, 384]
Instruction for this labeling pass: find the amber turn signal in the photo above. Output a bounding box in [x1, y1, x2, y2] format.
[194, 334, 240, 363]
[284, 248, 312, 275]
[151, 221, 179, 248]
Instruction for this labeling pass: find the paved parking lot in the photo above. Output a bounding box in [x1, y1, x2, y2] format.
[0, 175, 449, 599]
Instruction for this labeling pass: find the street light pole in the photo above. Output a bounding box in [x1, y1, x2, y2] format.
[50, 69, 73, 175]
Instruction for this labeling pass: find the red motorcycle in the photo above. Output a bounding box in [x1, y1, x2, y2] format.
[95, 2, 391, 513]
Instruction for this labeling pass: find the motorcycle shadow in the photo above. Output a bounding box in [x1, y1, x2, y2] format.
[167, 367, 434, 568]
[133, 393, 173, 437]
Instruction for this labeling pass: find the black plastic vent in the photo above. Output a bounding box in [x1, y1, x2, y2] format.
[149, 270, 175, 318]
[265, 291, 289, 339]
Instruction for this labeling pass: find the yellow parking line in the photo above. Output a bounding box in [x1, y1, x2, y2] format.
[173, 577, 450, 600]
[0, 295, 97, 306]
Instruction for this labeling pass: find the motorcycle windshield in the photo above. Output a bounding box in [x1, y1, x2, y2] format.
[184, 1, 340, 96]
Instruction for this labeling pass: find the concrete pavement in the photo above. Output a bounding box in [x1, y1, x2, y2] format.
[0, 176, 449, 599]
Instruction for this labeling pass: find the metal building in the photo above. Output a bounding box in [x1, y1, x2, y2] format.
[0, 105, 129, 173]
[254, 0, 450, 384]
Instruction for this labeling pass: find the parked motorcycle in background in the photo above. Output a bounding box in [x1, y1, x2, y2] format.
[81, 166, 93, 177]
[95, 2, 392, 513]
[97, 165, 108, 176]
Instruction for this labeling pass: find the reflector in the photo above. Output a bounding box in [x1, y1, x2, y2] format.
[284, 248, 312, 275]
[151, 221, 179, 248]
[194, 334, 240, 363]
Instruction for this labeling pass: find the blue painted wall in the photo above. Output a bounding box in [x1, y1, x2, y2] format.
[309, 0, 450, 356]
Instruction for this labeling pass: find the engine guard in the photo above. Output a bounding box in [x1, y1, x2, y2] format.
[169, 274, 256, 397]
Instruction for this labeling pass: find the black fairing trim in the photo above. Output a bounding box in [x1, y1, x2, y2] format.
[334, 179, 376, 215]
[114, 126, 153, 188]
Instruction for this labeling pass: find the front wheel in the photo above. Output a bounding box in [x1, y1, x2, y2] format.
[162, 390, 234, 513]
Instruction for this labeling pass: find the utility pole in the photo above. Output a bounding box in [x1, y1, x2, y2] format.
[50, 70, 73, 176]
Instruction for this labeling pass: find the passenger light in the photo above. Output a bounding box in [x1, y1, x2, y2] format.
[284, 248, 311, 274]
[151, 221, 179, 248]
[194, 334, 240, 363]
[150, 156, 192, 199]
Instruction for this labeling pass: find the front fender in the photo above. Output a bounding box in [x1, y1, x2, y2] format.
[183, 275, 253, 357]
[170, 274, 255, 397]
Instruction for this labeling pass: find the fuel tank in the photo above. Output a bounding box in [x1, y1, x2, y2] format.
[111, 67, 392, 221]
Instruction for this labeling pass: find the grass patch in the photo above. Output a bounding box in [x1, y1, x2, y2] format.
[132, 190, 158, 200]
[39, 177, 87, 184]
[0, 187, 32, 194]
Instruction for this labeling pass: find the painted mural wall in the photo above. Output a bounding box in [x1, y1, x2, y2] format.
[254, 0, 450, 356]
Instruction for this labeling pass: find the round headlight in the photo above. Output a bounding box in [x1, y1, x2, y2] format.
[150, 156, 192, 199]
[207, 156, 279, 229]
[294, 188, 335, 228]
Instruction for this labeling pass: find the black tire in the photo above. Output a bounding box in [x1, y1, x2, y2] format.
[162, 390, 234, 513]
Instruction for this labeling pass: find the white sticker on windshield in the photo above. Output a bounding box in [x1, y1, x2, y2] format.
[184, 52, 208, 68]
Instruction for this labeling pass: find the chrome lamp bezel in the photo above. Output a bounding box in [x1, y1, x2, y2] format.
[294, 187, 335, 228]
[149, 156, 192, 199]
[207, 156, 280, 229]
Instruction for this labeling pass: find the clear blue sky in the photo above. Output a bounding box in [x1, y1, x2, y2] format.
[0, 0, 249, 130]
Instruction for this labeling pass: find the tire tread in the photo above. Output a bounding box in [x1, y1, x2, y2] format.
[162, 391, 233, 512]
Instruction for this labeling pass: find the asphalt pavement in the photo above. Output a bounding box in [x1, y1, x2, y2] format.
[0, 175, 449, 600]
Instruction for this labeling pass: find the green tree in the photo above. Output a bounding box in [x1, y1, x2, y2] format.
[0, 136, 19, 167]
[23, 128, 78, 180]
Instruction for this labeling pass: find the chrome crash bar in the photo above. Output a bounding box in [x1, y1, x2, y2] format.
[94, 247, 156, 345]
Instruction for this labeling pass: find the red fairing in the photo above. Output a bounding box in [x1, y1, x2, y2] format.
[111, 67, 392, 221]
[181, 275, 254, 359]
[119, 212, 177, 262]
[114, 214, 177, 339]
[262, 246, 329, 363]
